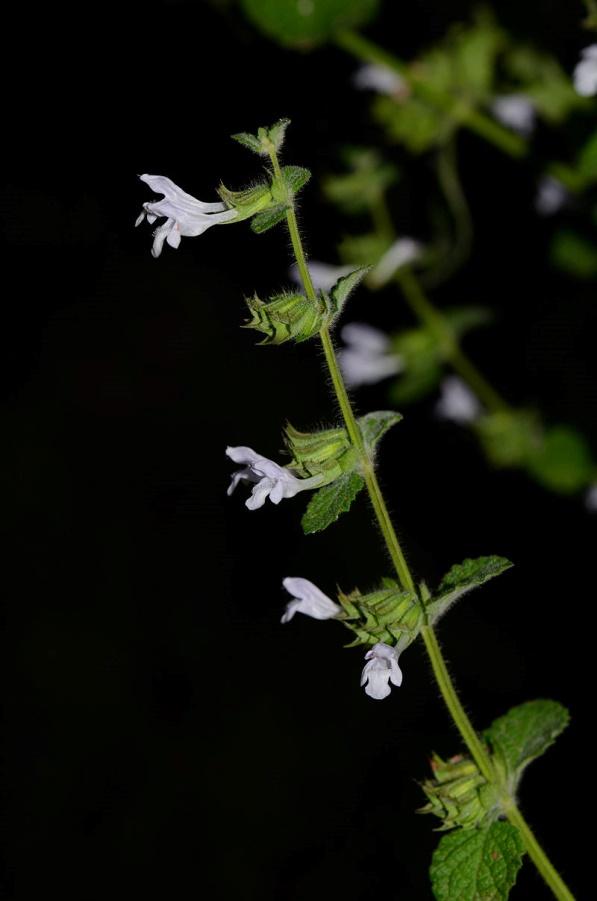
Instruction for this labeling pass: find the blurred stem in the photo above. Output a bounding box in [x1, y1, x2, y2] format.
[397, 267, 510, 413]
[423, 137, 474, 287]
[268, 142, 574, 900]
[370, 189, 509, 413]
[335, 30, 527, 158]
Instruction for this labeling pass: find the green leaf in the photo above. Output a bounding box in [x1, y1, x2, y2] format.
[265, 117, 291, 151]
[526, 425, 595, 493]
[430, 822, 525, 901]
[390, 327, 443, 403]
[577, 130, 597, 187]
[550, 230, 597, 280]
[427, 556, 513, 625]
[485, 700, 570, 789]
[358, 410, 403, 453]
[329, 266, 370, 316]
[241, 0, 380, 48]
[322, 147, 399, 214]
[231, 131, 263, 154]
[475, 410, 542, 468]
[251, 203, 289, 234]
[302, 471, 365, 534]
[281, 165, 311, 196]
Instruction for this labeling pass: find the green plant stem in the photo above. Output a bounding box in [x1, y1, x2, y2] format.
[268, 145, 574, 900]
[335, 30, 527, 158]
[397, 267, 510, 413]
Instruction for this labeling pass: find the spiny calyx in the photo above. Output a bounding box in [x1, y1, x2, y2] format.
[338, 578, 424, 650]
[419, 753, 499, 831]
[243, 266, 370, 345]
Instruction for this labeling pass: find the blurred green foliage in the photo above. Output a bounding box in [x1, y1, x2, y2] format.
[240, 0, 379, 48]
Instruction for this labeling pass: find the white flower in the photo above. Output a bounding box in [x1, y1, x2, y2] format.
[491, 94, 536, 137]
[226, 446, 322, 511]
[435, 376, 482, 424]
[584, 484, 597, 512]
[369, 237, 423, 288]
[535, 176, 568, 216]
[289, 260, 355, 292]
[353, 63, 408, 97]
[573, 45, 597, 97]
[339, 322, 404, 388]
[281, 577, 342, 623]
[136, 174, 238, 258]
[360, 642, 403, 700]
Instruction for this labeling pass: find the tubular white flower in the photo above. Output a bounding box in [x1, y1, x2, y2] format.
[136, 174, 238, 258]
[535, 176, 568, 216]
[360, 642, 403, 700]
[573, 45, 597, 97]
[226, 446, 322, 510]
[369, 237, 423, 288]
[281, 577, 342, 623]
[435, 376, 482, 424]
[353, 63, 408, 97]
[491, 95, 536, 137]
[339, 322, 404, 388]
[289, 260, 355, 292]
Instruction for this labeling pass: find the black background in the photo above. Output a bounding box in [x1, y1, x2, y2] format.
[1, 1, 594, 898]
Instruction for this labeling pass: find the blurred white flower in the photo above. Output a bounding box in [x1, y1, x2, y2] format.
[339, 323, 404, 388]
[435, 376, 482, 424]
[360, 643, 403, 700]
[584, 483, 597, 512]
[281, 577, 342, 624]
[226, 446, 322, 511]
[535, 176, 568, 216]
[136, 174, 238, 258]
[369, 237, 423, 288]
[289, 260, 355, 293]
[491, 95, 536, 137]
[573, 45, 597, 97]
[353, 63, 408, 97]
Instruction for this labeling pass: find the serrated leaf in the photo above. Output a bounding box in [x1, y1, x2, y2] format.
[358, 410, 403, 453]
[251, 203, 289, 234]
[267, 117, 291, 150]
[241, 0, 380, 48]
[329, 266, 370, 316]
[427, 556, 513, 625]
[430, 821, 525, 901]
[231, 131, 263, 154]
[281, 165, 311, 195]
[302, 471, 365, 534]
[485, 700, 570, 789]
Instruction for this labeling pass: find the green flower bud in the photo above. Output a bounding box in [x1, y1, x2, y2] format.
[418, 753, 499, 831]
[338, 579, 424, 649]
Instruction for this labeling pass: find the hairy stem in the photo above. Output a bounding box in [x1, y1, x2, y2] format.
[268, 144, 574, 900]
